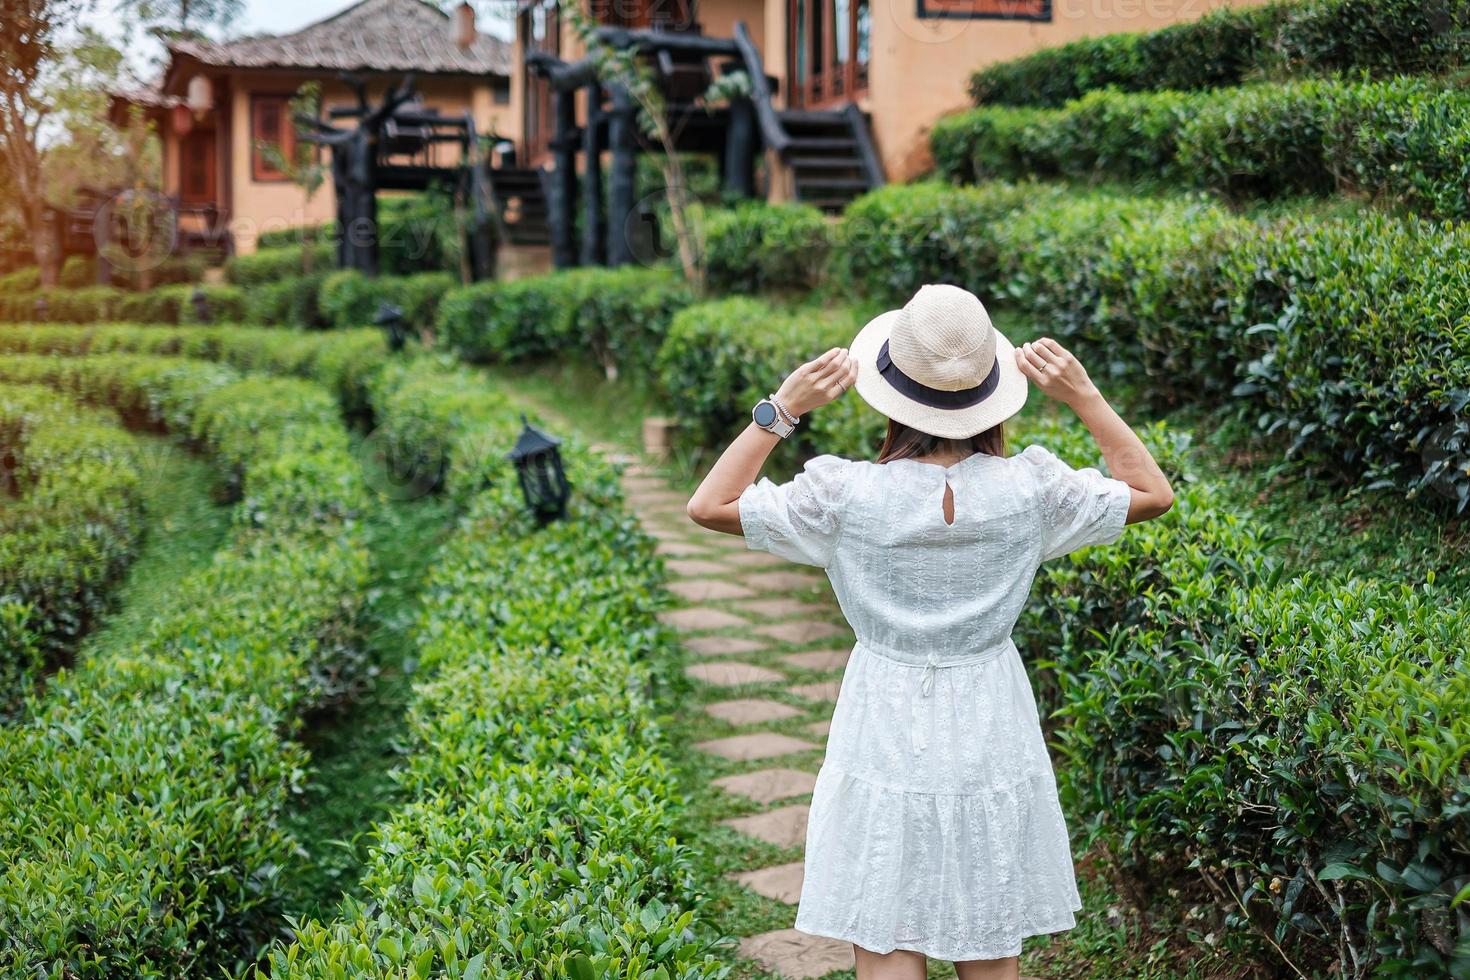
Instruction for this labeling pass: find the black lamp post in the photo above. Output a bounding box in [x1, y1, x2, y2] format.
[190, 285, 211, 324]
[506, 415, 570, 524]
[374, 300, 408, 352]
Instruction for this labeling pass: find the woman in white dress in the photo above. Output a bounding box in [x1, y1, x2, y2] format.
[686, 284, 1176, 980]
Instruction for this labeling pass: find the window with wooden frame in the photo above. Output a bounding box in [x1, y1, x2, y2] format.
[916, 0, 1050, 20]
[787, 0, 871, 109]
[250, 94, 295, 181]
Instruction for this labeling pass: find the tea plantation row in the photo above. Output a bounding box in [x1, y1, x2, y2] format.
[0, 384, 146, 701]
[0, 334, 725, 977]
[0, 353, 373, 974]
[933, 76, 1470, 218]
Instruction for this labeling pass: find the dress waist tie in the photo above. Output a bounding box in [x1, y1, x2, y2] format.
[911, 652, 940, 754]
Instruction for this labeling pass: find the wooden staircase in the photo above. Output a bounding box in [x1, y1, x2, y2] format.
[775, 103, 884, 213]
[489, 166, 551, 246]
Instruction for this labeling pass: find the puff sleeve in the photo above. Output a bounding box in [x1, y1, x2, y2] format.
[1018, 444, 1133, 562]
[737, 455, 854, 568]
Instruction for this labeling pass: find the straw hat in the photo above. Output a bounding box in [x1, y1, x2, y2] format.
[849, 284, 1028, 439]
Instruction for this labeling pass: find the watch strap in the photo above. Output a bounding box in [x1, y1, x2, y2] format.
[769, 393, 800, 427]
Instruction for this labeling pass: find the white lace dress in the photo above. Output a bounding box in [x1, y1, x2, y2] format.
[737, 445, 1133, 961]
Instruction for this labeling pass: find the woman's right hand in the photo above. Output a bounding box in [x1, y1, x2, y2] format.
[1015, 338, 1101, 409]
[775, 347, 859, 417]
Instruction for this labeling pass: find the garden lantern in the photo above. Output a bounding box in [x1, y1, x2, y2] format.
[506, 415, 570, 524]
[33, 296, 47, 322]
[374, 301, 408, 352]
[190, 285, 211, 323]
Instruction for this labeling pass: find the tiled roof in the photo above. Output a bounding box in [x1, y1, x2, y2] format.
[169, 0, 511, 76]
[110, 84, 184, 110]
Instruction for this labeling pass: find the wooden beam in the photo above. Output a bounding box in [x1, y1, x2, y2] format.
[733, 21, 790, 156]
[581, 82, 606, 267]
[548, 87, 579, 269]
[605, 84, 637, 268]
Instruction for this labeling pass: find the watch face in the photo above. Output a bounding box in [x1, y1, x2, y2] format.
[753, 401, 777, 427]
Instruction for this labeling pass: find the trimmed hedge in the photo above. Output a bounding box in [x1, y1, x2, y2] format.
[968, 0, 1469, 108]
[0, 353, 371, 975]
[437, 265, 692, 379]
[318, 268, 456, 332]
[831, 182, 1470, 511]
[243, 272, 329, 328]
[223, 242, 335, 288]
[256, 374, 726, 978]
[115, 283, 248, 324]
[1016, 417, 1470, 977]
[0, 285, 126, 323]
[643, 290, 1470, 970]
[0, 385, 145, 701]
[699, 201, 831, 295]
[936, 77, 1470, 214]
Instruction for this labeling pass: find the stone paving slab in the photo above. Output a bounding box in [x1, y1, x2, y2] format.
[754, 621, 853, 645]
[703, 698, 804, 726]
[739, 929, 854, 978]
[697, 733, 821, 762]
[806, 719, 832, 738]
[685, 634, 766, 657]
[735, 597, 832, 620]
[723, 803, 811, 848]
[780, 648, 851, 672]
[656, 540, 716, 558]
[713, 767, 818, 804]
[685, 661, 786, 687]
[740, 569, 828, 593]
[667, 579, 757, 602]
[666, 558, 735, 578]
[723, 550, 788, 568]
[729, 860, 805, 904]
[659, 607, 750, 631]
[790, 680, 842, 703]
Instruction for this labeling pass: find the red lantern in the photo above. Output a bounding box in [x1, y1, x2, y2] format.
[171, 103, 194, 137]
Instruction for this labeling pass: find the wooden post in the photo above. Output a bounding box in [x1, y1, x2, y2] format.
[723, 95, 756, 200]
[606, 84, 637, 268]
[581, 82, 606, 267]
[548, 87, 579, 269]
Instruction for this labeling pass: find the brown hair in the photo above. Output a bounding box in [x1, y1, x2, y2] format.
[875, 419, 1006, 464]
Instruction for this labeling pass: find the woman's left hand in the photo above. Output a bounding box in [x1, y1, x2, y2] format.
[774, 347, 859, 417]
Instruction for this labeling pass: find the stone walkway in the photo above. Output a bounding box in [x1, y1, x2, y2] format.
[606, 452, 1040, 979]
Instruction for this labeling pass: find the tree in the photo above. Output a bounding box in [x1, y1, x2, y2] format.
[120, 0, 242, 40]
[0, 0, 90, 284]
[567, 9, 703, 292]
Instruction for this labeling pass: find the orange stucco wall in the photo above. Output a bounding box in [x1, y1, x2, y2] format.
[859, 0, 1264, 180]
[156, 69, 515, 254]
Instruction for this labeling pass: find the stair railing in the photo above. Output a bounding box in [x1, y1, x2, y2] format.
[732, 21, 790, 157]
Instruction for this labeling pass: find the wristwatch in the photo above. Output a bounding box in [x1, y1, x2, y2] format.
[752, 395, 796, 438]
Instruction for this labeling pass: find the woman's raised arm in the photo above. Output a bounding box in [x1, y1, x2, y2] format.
[1014, 337, 1174, 524]
[686, 347, 859, 534]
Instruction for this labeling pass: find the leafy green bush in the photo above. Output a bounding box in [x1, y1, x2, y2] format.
[0, 285, 126, 323]
[224, 242, 335, 287]
[832, 182, 1470, 511]
[1017, 417, 1470, 976]
[656, 297, 868, 460]
[1175, 80, 1339, 200]
[0, 385, 145, 700]
[244, 273, 328, 328]
[58, 255, 95, 288]
[968, 0, 1464, 107]
[699, 201, 831, 294]
[437, 266, 691, 379]
[318, 268, 456, 332]
[0, 266, 40, 293]
[0, 352, 371, 975]
[1323, 77, 1470, 219]
[256, 379, 725, 979]
[115, 283, 248, 324]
